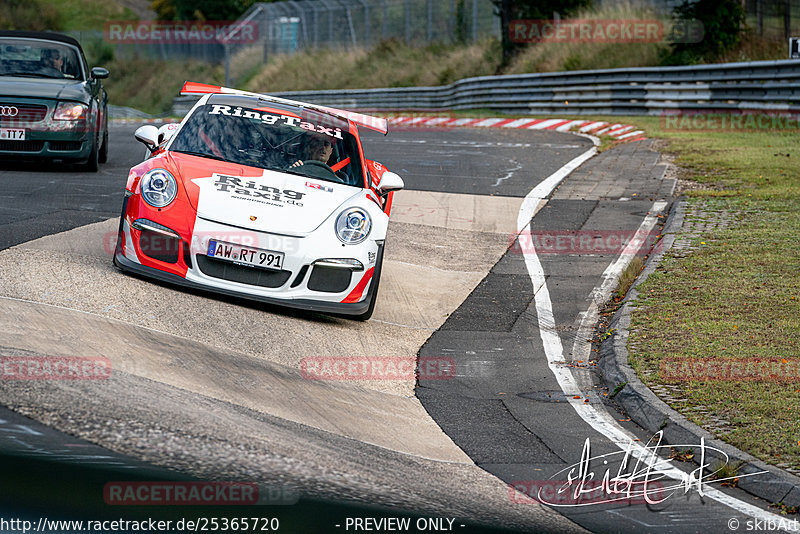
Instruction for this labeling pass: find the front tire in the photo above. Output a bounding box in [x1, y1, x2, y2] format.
[98, 122, 108, 164]
[81, 133, 99, 172]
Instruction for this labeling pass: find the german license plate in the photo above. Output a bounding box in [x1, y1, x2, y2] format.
[0, 128, 26, 140]
[207, 239, 284, 270]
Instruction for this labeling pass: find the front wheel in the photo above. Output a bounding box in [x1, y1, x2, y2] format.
[81, 133, 99, 172]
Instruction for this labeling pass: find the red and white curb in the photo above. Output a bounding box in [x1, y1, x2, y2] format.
[387, 116, 647, 142]
[113, 114, 646, 142]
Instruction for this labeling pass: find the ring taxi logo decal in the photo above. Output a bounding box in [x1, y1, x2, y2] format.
[208, 105, 344, 139]
[213, 174, 305, 206]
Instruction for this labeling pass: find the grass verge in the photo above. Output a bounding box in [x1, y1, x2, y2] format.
[609, 115, 800, 475]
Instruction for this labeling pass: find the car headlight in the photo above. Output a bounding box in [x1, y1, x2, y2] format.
[335, 208, 371, 244]
[140, 169, 178, 208]
[53, 102, 88, 121]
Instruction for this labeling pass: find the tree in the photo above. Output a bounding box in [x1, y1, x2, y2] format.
[664, 0, 744, 64]
[150, 0, 259, 21]
[0, 0, 61, 31]
[492, 0, 594, 65]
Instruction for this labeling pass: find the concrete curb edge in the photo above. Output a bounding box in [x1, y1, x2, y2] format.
[596, 198, 800, 509]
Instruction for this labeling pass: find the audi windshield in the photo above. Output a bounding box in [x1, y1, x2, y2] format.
[0, 38, 83, 80]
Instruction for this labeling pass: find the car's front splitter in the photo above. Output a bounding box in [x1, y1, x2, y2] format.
[113, 247, 383, 317]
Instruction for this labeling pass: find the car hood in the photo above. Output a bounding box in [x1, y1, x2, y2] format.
[0, 78, 89, 102]
[174, 153, 362, 236]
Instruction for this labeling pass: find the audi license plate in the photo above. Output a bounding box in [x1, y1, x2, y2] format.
[207, 239, 284, 270]
[0, 128, 26, 140]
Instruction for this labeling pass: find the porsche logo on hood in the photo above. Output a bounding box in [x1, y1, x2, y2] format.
[249, 215, 257, 221]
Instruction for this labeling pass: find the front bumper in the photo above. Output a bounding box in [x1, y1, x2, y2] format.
[0, 97, 93, 161]
[113, 210, 384, 317]
[113, 247, 382, 317]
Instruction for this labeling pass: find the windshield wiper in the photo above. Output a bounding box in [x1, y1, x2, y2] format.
[173, 150, 230, 163]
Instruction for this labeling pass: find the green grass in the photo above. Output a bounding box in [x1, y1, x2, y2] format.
[103, 54, 222, 115]
[241, 38, 502, 93]
[55, 0, 136, 31]
[614, 256, 645, 301]
[611, 115, 800, 473]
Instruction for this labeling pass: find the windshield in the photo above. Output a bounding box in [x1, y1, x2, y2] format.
[0, 38, 82, 80]
[170, 103, 365, 187]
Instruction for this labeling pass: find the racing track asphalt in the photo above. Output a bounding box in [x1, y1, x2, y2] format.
[0, 123, 592, 532]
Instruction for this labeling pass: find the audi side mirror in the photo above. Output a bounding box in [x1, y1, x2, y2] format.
[91, 67, 109, 80]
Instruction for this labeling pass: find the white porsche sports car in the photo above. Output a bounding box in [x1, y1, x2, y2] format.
[113, 82, 404, 320]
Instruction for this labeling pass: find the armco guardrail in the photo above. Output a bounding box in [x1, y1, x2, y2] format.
[173, 59, 800, 117]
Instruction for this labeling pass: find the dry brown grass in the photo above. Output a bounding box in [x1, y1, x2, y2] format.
[244, 39, 500, 92]
[504, 1, 670, 74]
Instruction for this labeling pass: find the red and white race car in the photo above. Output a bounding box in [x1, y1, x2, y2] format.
[113, 82, 404, 320]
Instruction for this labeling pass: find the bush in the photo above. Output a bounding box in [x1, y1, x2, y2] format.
[0, 0, 61, 31]
[663, 0, 745, 64]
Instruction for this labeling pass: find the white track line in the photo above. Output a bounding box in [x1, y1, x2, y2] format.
[518, 137, 791, 527]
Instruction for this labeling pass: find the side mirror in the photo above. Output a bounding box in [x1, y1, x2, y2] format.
[91, 67, 109, 80]
[134, 125, 159, 152]
[377, 171, 404, 194]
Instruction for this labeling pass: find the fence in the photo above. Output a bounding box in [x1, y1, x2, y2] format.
[68, 29, 227, 63]
[744, 0, 800, 40]
[234, 0, 499, 54]
[173, 59, 800, 116]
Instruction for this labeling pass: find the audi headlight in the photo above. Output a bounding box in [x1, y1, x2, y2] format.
[53, 102, 88, 121]
[335, 208, 371, 244]
[140, 169, 177, 208]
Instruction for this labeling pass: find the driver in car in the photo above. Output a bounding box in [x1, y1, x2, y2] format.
[41, 48, 64, 75]
[290, 133, 333, 168]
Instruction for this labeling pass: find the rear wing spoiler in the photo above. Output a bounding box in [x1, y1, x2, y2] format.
[180, 81, 389, 135]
